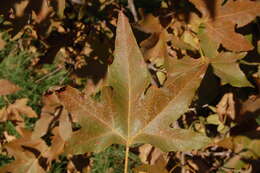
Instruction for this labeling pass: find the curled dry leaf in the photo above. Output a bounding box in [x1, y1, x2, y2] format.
[189, 0, 260, 51]
[55, 12, 210, 155]
[216, 93, 236, 123]
[139, 144, 166, 165]
[0, 129, 47, 173]
[0, 128, 66, 172]
[32, 93, 59, 140]
[10, 98, 37, 118]
[0, 98, 37, 122]
[0, 79, 20, 96]
[32, 92, 72, 142]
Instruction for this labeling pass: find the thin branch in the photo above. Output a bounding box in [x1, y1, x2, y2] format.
[35, 67, 62, 83]
[181, 152, 186, 173]
[127, 0, 138, 22]
[124, 143, 130, 173]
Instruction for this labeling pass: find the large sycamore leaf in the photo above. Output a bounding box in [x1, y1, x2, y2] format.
[199, 31, 252, 87]
[189, 0, 260, 51]
[56, 12, 210, 154]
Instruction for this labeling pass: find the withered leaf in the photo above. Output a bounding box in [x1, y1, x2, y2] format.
[198, 32, 252, 87]
[190, 0, 260, 51]
[0, 128, 65, 172]
[210, 52, 252, 87]
[56, 12, 210, 154]
[32, 93, 72, 141]
[134, 13, 164, 33]
[139, 144, 166, 165]
[216, 93, 236, 123]
[140, 31, 168, 62]
[31, 112, 53, 140]
[31, 93, 58, 140]
[0, 130, 47, 173]
[217, 132, 260, 170]
[0, 98, 37, 122]
[59, 108, 72, 141]
[0, 79, 20, 96]
[42, 127, 65, 163]
[134, 156, 169, 173]
[10, 98, 38, 118]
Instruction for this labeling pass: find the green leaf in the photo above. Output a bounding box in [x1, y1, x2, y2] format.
[198, 31, 252, 87]
[56, 12, 210, 155]
[210, 52, 252, 87]
[198, 27, 219, 58]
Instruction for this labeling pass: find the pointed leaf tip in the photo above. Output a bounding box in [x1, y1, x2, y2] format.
[57, 11, 209, 155]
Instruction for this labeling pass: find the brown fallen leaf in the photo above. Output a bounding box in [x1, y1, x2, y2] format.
[198, 31, 252, 87]
[55, 12, 210, 156]
[189, 0, 260, 51]
[32, 92, 72, 142]
[0, 129, 48, 173]
[0, 98, 37, 123]
[139, 144, 166, 165]
[0, 79, 20, 96]
[14, 0, 29, 17]
[10, 98, 38, 118]
[134, 156, 169, 173]
[216, 93, 236, 123]
[134, 13, 164, 33]
[59, 108, 72, 141]
[31, 93, 59, 140]
[31, 112, 53, 140]
[140, 30, 168, 62]
[216, 131, 260, 171]
[42, 127, 65, 163]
